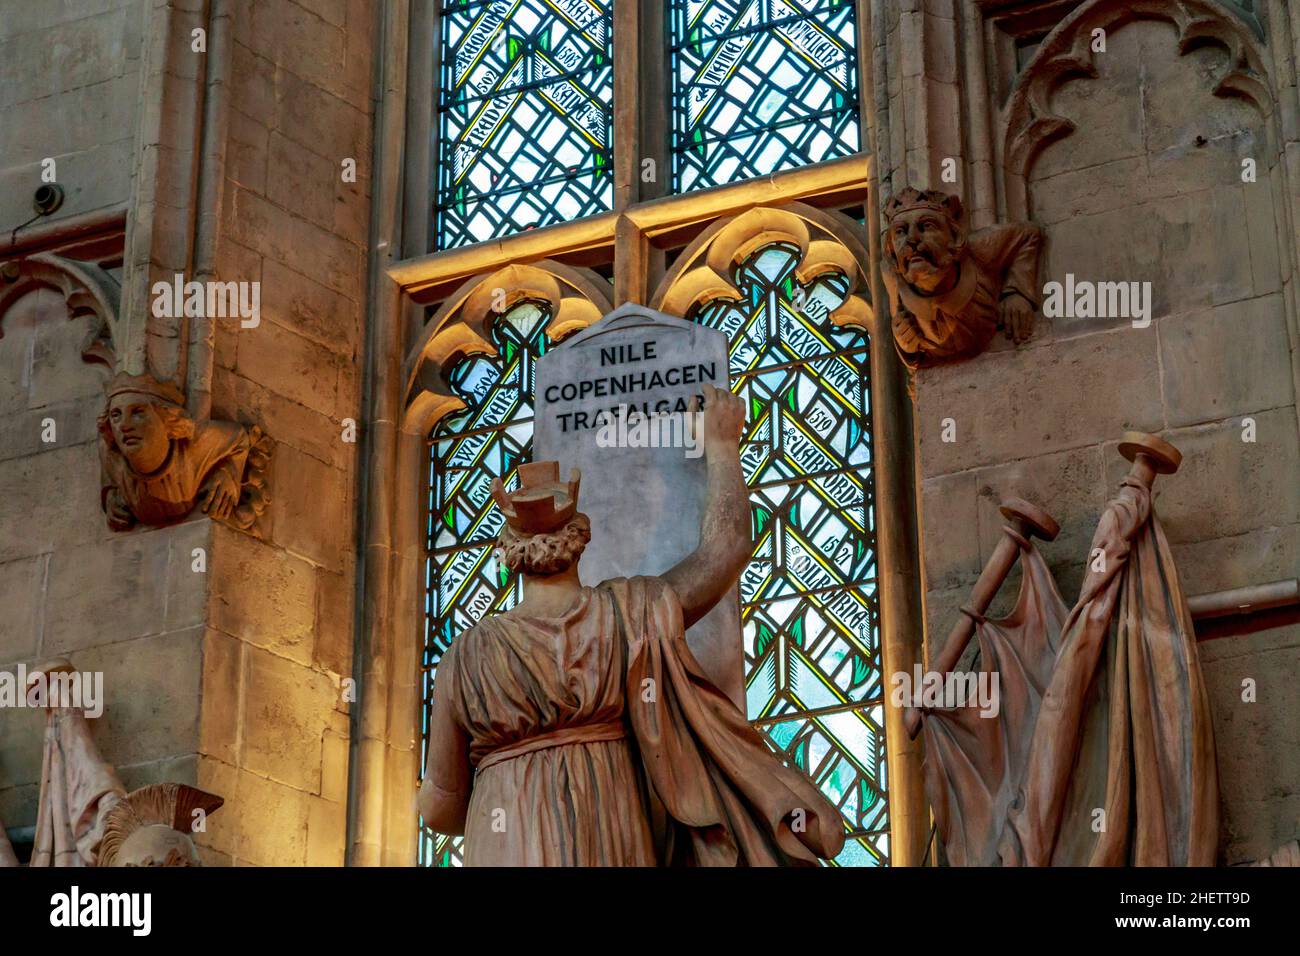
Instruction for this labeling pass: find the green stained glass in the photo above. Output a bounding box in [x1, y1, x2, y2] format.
[694, 241, 883, 865]
[435, 0, 614, 249]
[418, 300, 553, 867]
[669, 0, 861, 192]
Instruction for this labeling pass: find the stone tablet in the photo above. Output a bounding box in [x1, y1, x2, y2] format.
[534, 303, 744, 710]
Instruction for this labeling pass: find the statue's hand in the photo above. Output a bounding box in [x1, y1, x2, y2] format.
[200, 470, 241, 520]
[105, 488, 135, 530]
[892, 311, 925, 353]
[699, 383, 745, 455]
[999, 291, 1036, 344]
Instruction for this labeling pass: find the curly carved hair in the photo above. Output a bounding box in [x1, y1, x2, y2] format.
[97, 399, 196, 452]
[496, 513, 591, 575]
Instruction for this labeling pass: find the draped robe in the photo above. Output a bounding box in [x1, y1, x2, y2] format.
[424, 576, 845, 866]
[922, 479, 1219, 866]
[30, 706, 127, 867]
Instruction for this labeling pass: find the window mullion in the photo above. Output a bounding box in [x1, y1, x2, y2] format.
[612, 0, 641, 214]
[612, 0, 669, 305]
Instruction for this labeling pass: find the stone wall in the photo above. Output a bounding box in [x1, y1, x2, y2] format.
[0, 0, 142, 228]
[193, 0, 373, 866]
[906, 8, 1300, 863]
[0, 0, 374, 867]
[0, 0, 213, 841]
[0, 283, 212, 839]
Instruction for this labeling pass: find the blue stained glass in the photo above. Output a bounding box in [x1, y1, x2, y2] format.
[418, 299, 552, 866]
[695, 241, 884, 865]
[435, 0, 614, 249]
[669, 0, 861, 192]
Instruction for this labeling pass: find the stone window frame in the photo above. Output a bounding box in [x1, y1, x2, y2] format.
[345, 0, 931, 866]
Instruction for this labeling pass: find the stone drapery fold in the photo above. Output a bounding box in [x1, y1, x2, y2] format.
[29, 708, 126, 867]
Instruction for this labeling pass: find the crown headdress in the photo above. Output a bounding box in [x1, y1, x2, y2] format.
[104, 371, 186, 406]
[883, 187, 963, 222]
[490, 461, 582, 535]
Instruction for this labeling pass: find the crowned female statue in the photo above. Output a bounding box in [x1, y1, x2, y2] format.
[419, 385, 844, 866]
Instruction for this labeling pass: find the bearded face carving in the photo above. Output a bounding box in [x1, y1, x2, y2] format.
[98, 372, 270, 531]
[886, 201, 966, 295]
[880, 187, 1043, 369]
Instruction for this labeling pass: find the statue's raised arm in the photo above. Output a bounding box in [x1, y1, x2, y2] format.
[663, 383, 751, 630]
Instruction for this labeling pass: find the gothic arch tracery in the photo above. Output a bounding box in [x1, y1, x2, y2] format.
[650, 202, 874, 331]
[0, 252, 121, 369]
[1002, 0, 1274, 219]
[402, 260, 615, 435]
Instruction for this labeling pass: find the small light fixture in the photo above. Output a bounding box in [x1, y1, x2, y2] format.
[33, 184, 64, 217]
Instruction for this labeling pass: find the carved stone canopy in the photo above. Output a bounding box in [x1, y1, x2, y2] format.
[403, 260, 615, 436]
[0, 251, 121, 369]
[649, 202, 874, 331]
[1001, 0, 1273, 221]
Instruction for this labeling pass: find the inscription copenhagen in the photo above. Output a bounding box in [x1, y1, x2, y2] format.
[533, 304, 744, 709]
[543, 339, 717, 433]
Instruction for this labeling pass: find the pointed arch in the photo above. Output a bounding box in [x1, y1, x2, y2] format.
[0, 252, 121, 369]
[1002, 0, 1274, 219]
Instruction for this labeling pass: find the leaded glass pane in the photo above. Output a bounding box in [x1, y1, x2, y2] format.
[757, 706, 888, 864]
[669, 0, 861, 192]
[434, 0, 614, 250]
[694, 241, 883, 864]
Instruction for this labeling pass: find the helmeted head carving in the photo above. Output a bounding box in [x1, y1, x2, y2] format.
[97, 784, 224, 867]
[882, 187, 968, 294]
[98, 372, 195, 475]
[490, 461, 591, 575]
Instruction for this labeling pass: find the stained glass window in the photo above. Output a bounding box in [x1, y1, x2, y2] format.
[434, 0, 614, 250]
[669, 0, 861, 192]
[692, 243, 883, 865]
[420, 246, 882, 867]
[420, 299, 555, 866]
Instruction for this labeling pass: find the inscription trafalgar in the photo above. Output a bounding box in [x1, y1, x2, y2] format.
[534, 303, 744, 709]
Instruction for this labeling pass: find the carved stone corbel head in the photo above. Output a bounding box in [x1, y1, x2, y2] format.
[881, 186, 1043, 369]
[882, 187, 970, 295]
[98, 370, 270, 531]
